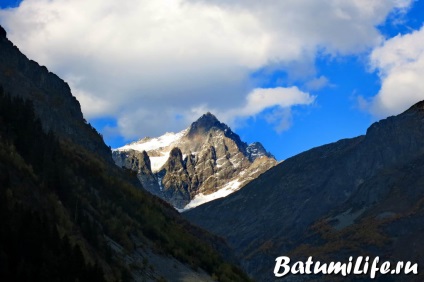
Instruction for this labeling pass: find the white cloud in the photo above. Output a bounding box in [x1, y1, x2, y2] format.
[368, 25, 424, 117]
[305, 76, 330, 91]
[215, 86, 315, 133]
[265, 108, 293, 133]
[0, 0, 412, 139]
[228, 87, 314, 117]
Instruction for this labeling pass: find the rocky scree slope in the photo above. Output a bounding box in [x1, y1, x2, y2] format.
[113, 112, 277, 210]
[185, 100, 424, 281]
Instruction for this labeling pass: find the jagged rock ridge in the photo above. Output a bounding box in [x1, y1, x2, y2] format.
[113, 112, 277, 210]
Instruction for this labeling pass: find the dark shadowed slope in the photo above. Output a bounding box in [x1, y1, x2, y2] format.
[185, 101, 424, 281]
[0, 25, 111, 162]
[0, 25, 250, 282]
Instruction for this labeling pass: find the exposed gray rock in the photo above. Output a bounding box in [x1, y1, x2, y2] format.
[113, 113, 277, 209]
[160, 147, 193, 208]
[246, 141, 275, 161]
[113, 149, 162, 197]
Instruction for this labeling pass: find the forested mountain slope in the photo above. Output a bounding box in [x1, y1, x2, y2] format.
[0, 25, 249, 282]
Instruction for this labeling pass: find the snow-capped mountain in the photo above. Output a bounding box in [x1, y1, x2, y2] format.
[113, 112, 277, 210]
[118, 129, 188, 172]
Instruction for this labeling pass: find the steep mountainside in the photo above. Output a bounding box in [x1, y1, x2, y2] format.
[113, 112, 277, 210]
[185, 101, 424, 281]
[0, 25, 250, 282]
[0, 26, 111, 163]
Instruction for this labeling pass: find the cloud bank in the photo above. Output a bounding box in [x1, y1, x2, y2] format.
[0, 0, 411, 139]
[368, 25, 424, 117]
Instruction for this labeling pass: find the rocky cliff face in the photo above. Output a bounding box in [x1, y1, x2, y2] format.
[184, 101, 424, 281]
[113, 112, 277, 210]
[0, 26, 111, 162]
[112, 149, 161, 196]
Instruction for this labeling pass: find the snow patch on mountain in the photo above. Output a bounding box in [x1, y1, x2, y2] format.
[112, 112, 276, 210]
[180, 177, 243, 212]
[150, 154, 170, 172]
[117, 129, 187, 152]
[115, 129, 188, 172]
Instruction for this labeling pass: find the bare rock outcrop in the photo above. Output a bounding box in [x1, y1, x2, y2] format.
[113, 112, 277, 209]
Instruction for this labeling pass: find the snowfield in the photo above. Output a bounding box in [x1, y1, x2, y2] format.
[115, 129, 187, 172]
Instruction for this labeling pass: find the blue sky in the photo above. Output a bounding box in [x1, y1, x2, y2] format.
[1, 0, 424, 160]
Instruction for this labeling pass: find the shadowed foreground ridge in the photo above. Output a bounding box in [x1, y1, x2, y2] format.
[0, 25, 251, 281]
[185, 99, 424, 281]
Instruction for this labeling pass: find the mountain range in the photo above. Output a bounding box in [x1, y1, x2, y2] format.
[0, 25, 250, 281]
[185, 100, 424, 281]
[2, 21, 424, 282]
[112, 113, 276, 210]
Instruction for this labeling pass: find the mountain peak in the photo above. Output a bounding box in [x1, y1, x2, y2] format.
[197, 112, 220, 124]
[187, 112, 227, 137]
[114, 110, 277, 209]
[246, 142, 275, 161]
